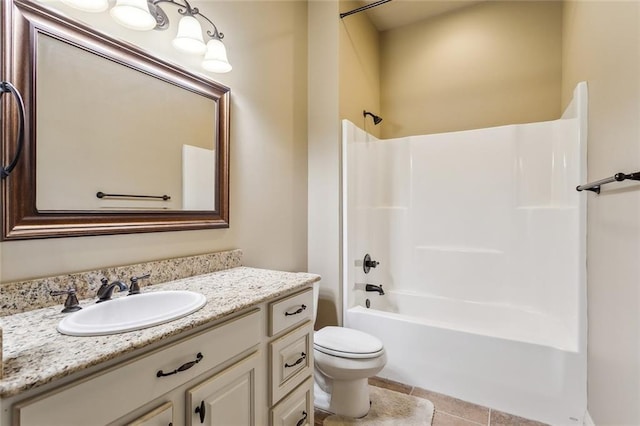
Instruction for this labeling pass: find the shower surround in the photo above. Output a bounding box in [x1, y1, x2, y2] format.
[343, 84, 587, 425]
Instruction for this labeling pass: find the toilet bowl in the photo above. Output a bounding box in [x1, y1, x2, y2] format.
[312, 283, 387, 418]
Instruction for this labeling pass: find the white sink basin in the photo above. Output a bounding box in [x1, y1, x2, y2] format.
[57, 291, 207, 336]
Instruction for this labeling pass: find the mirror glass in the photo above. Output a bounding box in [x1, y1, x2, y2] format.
[1, 0, 230, 240]
[36, 34, 217, 211]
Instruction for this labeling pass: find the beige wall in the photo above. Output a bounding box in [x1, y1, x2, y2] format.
[380, 1, 563, 138]
[0, 1, 309, 282]
[339, 0, 381, 138]
[314, 0, 382, 327]
[561, 1, 640, 424]
[308, 0, 342, 328]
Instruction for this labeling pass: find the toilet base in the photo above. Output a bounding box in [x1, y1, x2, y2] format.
[314, 380, 332, 412]
[314, 377, 371, 418]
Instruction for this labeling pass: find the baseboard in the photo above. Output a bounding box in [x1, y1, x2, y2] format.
[584, 411, 595, 426]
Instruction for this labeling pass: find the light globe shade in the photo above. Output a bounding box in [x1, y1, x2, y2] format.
[202, 39, 232, 73]
[110, 0, 156, 31]
[172, 16, 207, 55]
[60, 0, 108, 12]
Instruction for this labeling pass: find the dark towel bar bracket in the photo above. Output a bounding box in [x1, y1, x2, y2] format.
[576, 171, 640, 194]
[96, 192, 171, 201]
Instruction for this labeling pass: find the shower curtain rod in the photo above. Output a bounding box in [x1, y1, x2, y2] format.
[340, 0, 392, 19]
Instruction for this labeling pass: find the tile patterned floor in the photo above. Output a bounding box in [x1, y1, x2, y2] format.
[314, 377, 549, 426]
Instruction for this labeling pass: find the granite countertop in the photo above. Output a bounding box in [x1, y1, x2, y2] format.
[0, 266, 320, 398]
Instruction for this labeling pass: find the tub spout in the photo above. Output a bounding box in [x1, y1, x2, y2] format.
[365, 284, 384, 295]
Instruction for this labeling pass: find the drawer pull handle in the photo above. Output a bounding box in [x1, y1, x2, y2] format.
[156, 352, 204, 377]
[296, 411, 308, 426]
[285, 352, 307, 368]
[195, 400, 206, 423]
[284, 304, 307, 316]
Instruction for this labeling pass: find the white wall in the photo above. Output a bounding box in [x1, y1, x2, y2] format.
[0, 1, 309, 282]
[561, 1, 640, 424]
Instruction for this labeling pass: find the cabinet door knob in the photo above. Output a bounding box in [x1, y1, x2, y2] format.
[195, 400, 206, 424]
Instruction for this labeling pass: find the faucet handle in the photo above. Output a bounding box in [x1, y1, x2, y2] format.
[50, 288, 82, 313]
[129, 273, 151, 295]
[363, 254, 380, 273]
[96, 277, 109, 295]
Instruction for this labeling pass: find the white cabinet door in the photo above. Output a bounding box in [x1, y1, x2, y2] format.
[186, 352, 261, 426]
[126, 402, 174, 426]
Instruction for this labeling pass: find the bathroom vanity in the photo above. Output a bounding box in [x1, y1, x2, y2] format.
[0, 267, 319, 426]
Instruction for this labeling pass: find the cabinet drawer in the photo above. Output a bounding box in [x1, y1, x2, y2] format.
[269, 288, 313, 336]
[270, 321, 313, 405]
[14, 309, 261, 426]
[126, 401, 173, 426]
[270, 377, 313, 426]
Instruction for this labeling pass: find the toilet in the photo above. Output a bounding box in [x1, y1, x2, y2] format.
[312, 282, 387, 418]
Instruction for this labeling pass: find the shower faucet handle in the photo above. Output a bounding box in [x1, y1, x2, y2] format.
[363, 253, 379, 273]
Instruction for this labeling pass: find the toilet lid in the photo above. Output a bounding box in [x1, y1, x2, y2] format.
[314, 327, 384, 359]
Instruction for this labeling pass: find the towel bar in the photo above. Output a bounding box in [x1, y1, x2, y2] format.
[576, 171, 640, 194]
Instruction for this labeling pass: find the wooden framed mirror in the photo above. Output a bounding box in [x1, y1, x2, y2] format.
[1, 0, 230, 240]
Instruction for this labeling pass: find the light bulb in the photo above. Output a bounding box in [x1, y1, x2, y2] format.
[202, 39, 232, 73]
[172, 16, 207, 55]
[110, 0, 156, 31]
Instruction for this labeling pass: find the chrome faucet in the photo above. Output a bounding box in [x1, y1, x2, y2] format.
[365, 284, 385, 295]
[96, 277, 128, 303]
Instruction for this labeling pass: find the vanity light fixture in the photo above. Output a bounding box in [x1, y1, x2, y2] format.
[62, 0, 232, 73]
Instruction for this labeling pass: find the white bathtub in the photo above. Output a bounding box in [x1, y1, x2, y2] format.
[345, 290, 586, 426]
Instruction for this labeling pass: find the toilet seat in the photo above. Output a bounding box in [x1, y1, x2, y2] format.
[314, 326, 384, 359]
